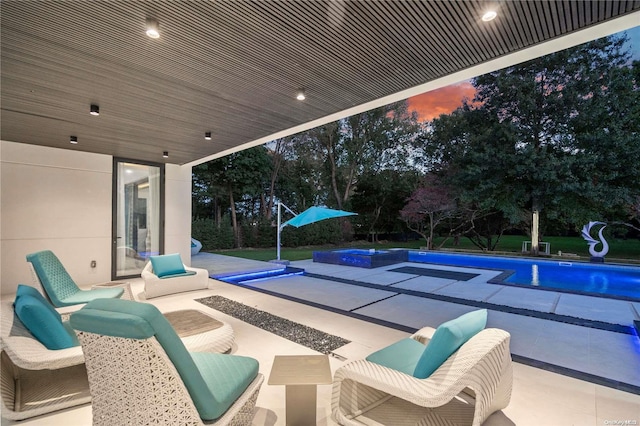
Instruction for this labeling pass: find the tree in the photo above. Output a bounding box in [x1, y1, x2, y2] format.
[400, 175, 458, 249]
[424, 33, 639, 253]
[352, 169, 420, 241]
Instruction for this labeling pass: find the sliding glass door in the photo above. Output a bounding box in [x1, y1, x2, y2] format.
[112, 159, 164, 279]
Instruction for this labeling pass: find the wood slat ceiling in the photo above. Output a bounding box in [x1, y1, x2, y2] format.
[1, 1, 638, 165]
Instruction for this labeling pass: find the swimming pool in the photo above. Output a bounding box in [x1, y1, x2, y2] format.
[408, 251, 640, 301]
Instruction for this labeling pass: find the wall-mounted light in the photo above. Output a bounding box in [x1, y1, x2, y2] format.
[90, 104, 100, 116]
[296, 88, 306, 101]
[146, 17, 160, 38]
[70, 136, 78, 144]
[205, 132, 212, 140]
[162, 151, 169, 158]
[482, 10, 497, 22]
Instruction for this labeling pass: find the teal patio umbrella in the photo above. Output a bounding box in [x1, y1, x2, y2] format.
[276, 204, 357, 260]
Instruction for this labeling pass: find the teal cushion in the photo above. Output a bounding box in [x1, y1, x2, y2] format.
[26, 250, 80, 307]
[158, 270, 197, 280]
[70, 298, 247, 421]
[413, 309, 487, 379]
[61, 287, 124, 305]
[14, 286, 78, 350]
[366, 338, 426, 375]
[150, 253, 186, 278]
[16, 284, 60, 320]
[191, 353, 259, 420]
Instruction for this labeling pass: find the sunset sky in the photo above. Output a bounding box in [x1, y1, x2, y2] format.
[407, 26, 640, 122]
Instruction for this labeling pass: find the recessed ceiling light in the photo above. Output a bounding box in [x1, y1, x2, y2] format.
[70, 136, 78, 144]
[482, 10, 497, 22]
[90, 104, 99, 116]
[162, 151, 169, 158]
[296, 88, 306, 101]
[146, 17, 160, 38]
[205, 132, 212, 140]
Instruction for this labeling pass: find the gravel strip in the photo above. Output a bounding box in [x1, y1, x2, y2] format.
[196, 295, 350, 354]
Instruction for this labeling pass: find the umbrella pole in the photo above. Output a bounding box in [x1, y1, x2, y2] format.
[277, 202, 281, 260]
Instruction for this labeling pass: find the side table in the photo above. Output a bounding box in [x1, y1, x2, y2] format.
[91, 281, 134, 300]
[268, 354, 332, 426]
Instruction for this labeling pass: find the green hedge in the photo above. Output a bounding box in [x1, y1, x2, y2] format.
[192, 217, 350, 250]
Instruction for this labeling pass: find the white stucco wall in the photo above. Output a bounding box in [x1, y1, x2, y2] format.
[0, 140, 192, 297]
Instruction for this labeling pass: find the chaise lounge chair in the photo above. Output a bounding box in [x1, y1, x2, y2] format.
[70, 298, 263, 425]
[1, 285, 235, 420]
[26, 250, 124, 307]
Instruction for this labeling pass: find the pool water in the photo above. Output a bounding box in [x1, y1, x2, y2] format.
[408, 251, 640, 301]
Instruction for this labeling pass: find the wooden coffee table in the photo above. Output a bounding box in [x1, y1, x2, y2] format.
[268, 354, 332, 426]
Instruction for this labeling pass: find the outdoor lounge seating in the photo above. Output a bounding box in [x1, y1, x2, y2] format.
[70, 298, 263, 425]
[1, 285, 235, 420]
[142, 253, 210, 299]
[331, 310, 513, 426]
[26, 250, 124, 307]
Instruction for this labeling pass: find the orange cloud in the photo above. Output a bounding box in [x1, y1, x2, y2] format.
[408, 82, 476, 122]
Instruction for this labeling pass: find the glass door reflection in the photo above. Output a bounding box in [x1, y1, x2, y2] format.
[113, 160, 164, 279]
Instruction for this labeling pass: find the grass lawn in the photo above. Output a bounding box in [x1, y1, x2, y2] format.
[212, 235, 640, 263]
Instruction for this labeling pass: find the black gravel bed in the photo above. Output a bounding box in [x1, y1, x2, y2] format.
[196, 295, 351, 354]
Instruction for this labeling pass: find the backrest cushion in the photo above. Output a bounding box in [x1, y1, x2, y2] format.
[69, 298, 218, 419]
[26, 250, 79, 306]
[413, 309, 487, 379]
[150, 253, 186, 278]
[13, 284, 78, 349]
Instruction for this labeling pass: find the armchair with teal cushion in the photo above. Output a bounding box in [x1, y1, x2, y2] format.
[332, 309, 513, 426]
[69, 298, 263, 425]
[26, 250, 123, 307]
[142, 253, 209, 299]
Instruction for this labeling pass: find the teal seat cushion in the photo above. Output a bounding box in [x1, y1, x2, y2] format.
[61, 287, 124, 305]
[158, 270, 197, 280]
[14, 284, 78, 350]
[70, 298, 249, 421]
[191, 353, 259, 420]
[365, 338, 426, 375]
[413, 309, 488, 379]
[150, 253, 186, 278]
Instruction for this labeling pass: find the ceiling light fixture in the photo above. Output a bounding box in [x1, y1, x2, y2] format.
[70, 136, 78, 144]
[482, 10, 497, 22]
[146, 17, 160, 38]
[296, 88, 306, 101]
[90, 104, 99, 116]
[205, 132, 212, 140]
[163, 151, 169, 158]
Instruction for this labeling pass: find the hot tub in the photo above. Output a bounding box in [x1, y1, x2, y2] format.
[312, 249, 407, 268]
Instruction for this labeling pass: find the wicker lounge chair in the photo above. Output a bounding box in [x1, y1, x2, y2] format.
[26, 250, 124, 307]
[142, 253, 210, 299]
[1, 291, 235, 420]
[70, 298, 263, 425]
[332, 325, 513, 426]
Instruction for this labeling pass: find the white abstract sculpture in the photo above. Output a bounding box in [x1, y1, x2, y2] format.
[581, 221, 609, 259]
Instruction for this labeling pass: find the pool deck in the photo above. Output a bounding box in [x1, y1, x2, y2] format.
[194, 252, 640, 393]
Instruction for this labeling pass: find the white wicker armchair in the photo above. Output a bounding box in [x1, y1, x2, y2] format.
[332, 327, 513, 426]
[70, 299, 263, 425]
[142, 259, 210, 299]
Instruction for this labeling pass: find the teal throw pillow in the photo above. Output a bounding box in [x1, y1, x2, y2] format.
[150, 253, 186, 278]
[413, 309, 487, 379]
[16, 284, 60, 321]
[13, 286, 77, 350]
